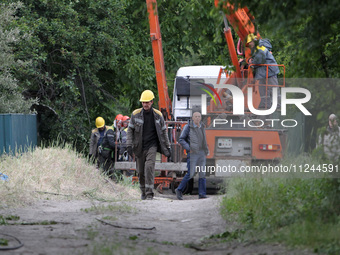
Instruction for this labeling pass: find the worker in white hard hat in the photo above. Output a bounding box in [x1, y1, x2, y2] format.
[126, 90, 171, 200]
[328, 114, 338, 130]
[318, 113, 340, 162]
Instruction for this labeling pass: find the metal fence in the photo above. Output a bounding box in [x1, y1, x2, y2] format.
[0, 114, 37, 156]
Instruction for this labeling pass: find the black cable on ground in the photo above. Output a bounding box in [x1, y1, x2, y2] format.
[0, 233, 24, 250]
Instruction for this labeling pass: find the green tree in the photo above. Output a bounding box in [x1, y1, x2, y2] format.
[0, 2, 37, 113]
[8, 0, 151, 151]
[7, 0, 227, 152]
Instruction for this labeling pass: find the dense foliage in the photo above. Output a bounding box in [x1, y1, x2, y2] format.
[0, 2, 37, 113]
[6, 0, 145, 150]
[0, 0, 339, 153]
[220, 155, 340, 254]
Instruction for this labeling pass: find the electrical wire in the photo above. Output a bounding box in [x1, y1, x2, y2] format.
[0, 233, 24, 250]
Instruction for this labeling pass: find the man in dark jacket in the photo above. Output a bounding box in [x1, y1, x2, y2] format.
[98, 125, 116, 176]
[176, 111, 209, 200]
[89, 117, 108, 167]
[126, 90, 171, 200]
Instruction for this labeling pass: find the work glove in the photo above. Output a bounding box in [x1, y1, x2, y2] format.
[123, 150, 129, 161]
[167, 147, 172, 162]
[127, 146, 133, 156]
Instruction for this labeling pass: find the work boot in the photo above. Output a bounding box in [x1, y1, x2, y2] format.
[141, 194, 146, 200]
[199, 195, 208, 199]
[146, 196, 153, 200]
[175, 189, 183, 200]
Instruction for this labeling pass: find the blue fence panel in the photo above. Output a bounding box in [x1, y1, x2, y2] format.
[0, 115, 5, 155]
[0, 114, 37, 156]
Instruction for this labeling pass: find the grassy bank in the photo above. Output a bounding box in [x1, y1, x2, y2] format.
[220, 154, 340, 255]
[0, 145, 139, 208]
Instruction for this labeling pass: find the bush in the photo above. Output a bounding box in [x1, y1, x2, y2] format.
[220, 154, 340, 253]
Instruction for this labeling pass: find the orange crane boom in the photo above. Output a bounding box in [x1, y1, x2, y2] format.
[146, 0, 172, 120]
[215, 0, 264, 75]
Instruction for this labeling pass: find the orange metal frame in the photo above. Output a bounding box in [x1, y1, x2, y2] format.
[215, 1, 257, 61]
[212, 64, 286, 113]
[146, 0, 172, 120]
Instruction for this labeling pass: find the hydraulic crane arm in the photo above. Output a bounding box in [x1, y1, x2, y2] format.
[215, 1, 259, 70]
[146, 0, 172, 120]
[215, 1, 256, 42]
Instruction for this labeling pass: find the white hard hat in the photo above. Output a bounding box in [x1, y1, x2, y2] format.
[329, 114, 337, 120]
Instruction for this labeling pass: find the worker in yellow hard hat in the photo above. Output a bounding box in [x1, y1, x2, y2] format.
[89, 117, 109, 167]
[246, 33, 280, 109]
[246, 33, 257, 46]
[91, 116, 117, 176]
[126, 90, 171, 200]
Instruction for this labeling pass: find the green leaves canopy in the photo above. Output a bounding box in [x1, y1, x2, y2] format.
[0, 2, 37, 113]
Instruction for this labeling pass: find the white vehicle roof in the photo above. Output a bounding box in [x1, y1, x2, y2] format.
[175, 65, 227, 79]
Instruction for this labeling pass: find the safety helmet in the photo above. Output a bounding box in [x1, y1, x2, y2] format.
[95, 117, 105, 128]
[246, 33, 257, 45]
[122, 115, 130, 122]
[115, 114, 123, 121]
[140, 90, 155, 102]
[329, 114, 337, 121]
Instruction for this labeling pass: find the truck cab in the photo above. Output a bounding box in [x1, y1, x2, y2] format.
[172, 65, 228, 121]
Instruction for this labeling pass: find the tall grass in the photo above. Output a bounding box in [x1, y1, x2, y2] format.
[220, 154, 340, 254]
[0, 144, 139, 208]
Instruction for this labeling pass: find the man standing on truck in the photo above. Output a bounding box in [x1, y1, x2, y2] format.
[126, 90, 171, 200]
[246, 33, 280, 108]
[176, 111, 209, 200]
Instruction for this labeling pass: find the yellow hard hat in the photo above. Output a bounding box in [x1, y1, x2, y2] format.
[140, 90, 155, 102]
[246, 33, 257, 45]
[95, 117, 105, 128]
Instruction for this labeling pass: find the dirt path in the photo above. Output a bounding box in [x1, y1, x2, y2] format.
[1, 193, 313, 255]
